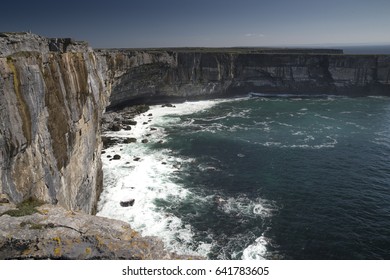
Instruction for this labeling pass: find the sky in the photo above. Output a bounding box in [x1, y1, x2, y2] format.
[1, 0, 390, 48]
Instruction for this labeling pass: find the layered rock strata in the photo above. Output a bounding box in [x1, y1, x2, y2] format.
[0, 32, 107, 214]
[97, 49, 390, 109]
[1, 33, 390, 259]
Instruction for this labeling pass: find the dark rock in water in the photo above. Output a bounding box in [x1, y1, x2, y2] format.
[102, 136, 120, 149]
[141, 139, 148, 143]
[157, 140, 164, 144]
[143, 122, 148, 125]
[148, 113, 153, 116]
[107, 155, 112, 158]
[123, 138, 137, 144]
[113, 154, 121, 160]
[101, 151, 106, 154]
[120, 199, 135, 207]
[145, 134, 151, 137]
[134, 104, 150, 114]
[162, 162, 167, 165]
[162, 103, 175, 108]
[109, 124, 121, 131]
[122, 120, 137, 126]
[124, 126, 132, 131]
[133, 157, 141, 161]
[150, 127, 157, 131]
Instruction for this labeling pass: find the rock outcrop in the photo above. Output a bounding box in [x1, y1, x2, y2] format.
[0, 202, 195, 259]
[0, 32, 107, 214]
[97, 49, 390, 109]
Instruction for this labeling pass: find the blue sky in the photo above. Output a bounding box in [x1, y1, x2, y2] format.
[1, 0, 390, 48]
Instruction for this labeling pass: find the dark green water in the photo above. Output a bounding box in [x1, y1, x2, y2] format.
[99, 95, 390, 259]
[151, 96, 390, 259]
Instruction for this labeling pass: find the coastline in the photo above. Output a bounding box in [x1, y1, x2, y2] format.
[97, 97, 274, 259]
[98, 101, 223, 258]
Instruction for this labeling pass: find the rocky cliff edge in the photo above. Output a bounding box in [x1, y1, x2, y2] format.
[0, 32, 106, 214]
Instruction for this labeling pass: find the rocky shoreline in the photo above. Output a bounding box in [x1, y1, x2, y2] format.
[0, 103, 199, 260]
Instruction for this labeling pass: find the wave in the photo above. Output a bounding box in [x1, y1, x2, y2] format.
[241, 234, 269, 260]
[98, 98, 275, 259]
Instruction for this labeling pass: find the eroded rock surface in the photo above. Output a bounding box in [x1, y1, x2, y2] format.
[0, 203, 197, 259]
[0, 32, 107, 214]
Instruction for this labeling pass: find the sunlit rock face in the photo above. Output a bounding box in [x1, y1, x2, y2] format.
[0, 32, 107, 214]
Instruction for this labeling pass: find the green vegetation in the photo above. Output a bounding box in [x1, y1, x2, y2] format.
[1, 198, 44, 217]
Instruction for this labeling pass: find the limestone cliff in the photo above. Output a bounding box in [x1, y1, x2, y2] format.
[2, 34, 390, 215]
[0, 202, 196, 259]
[1, 33, 390, 259]
[97, 49, 390, 109]
[0, 33, 106, 214]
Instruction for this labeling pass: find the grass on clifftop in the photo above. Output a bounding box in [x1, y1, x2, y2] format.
[0, 198, 44, 217]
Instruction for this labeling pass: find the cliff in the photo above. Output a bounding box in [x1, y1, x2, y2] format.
[97, 49, 390, 109]
[0, 32, 107, 214]
[1, 33, 390, 259]
[2, 34, 390, 212]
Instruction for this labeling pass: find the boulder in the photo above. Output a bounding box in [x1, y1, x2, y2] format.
[123, 138, 137, 144]
[120, 199, 135, 207]
[109, 124, 121, 131]
[122, 120, 137, 126]
[102, 136, 120, 149]
[113, 154, 121, 160]
[141, 139, 148, 144]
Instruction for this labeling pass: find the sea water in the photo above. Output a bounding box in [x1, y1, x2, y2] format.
[97, 95, 390, 259]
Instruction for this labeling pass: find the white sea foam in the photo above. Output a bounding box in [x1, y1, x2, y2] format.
[241, 234, 269, 260]
[98, 98, 250, 257]
[219, 196, 273, 219]
[98, 97, 279, 259]
[98, 143, 211, 256]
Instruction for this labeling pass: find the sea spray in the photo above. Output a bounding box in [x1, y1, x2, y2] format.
[99, 96, 390, 259]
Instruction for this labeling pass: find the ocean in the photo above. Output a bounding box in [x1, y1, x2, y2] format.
[97, 95, 390, 260]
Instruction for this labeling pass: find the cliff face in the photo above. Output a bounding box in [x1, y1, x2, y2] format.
[1, 34, 390, 215]
[0, 33, 107, 214]
[98, 50, 390, 109]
